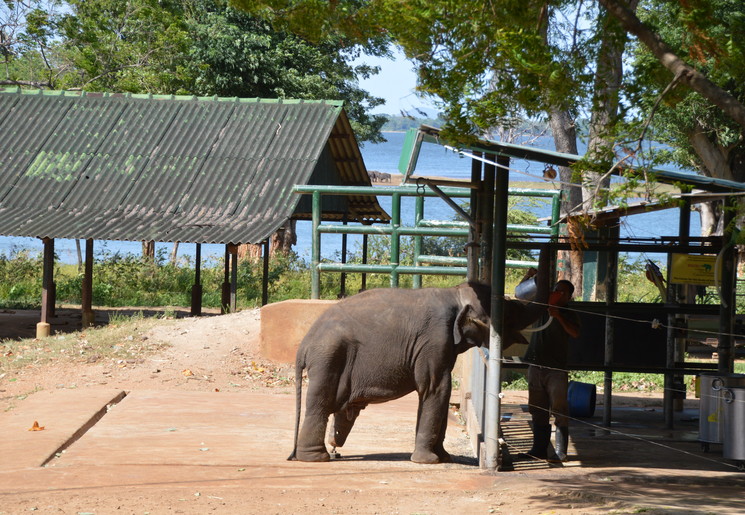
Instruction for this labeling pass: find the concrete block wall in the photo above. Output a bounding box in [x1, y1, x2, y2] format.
[259, 299, 338, 363]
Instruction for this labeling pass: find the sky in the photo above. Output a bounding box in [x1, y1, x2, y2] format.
[352, 48, 438, 116]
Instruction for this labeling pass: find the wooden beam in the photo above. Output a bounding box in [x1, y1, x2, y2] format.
[81, 239, 95, 327]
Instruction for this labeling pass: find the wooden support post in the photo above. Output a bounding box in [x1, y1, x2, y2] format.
[191, 243, 203, 316]
[81, 239, 95, 327]
[262, 239, 269, 306]
[221, 245, 231, 314]
[230, 243, 238, 313]
[37, 237, 55, 338]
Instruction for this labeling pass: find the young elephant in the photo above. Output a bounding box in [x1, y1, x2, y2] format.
[288, 261, 549, 464]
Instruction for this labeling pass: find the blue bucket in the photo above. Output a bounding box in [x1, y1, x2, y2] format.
[568, 380, 597, 418]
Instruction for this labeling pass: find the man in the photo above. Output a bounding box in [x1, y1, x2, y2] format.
[521, 279, 580, 462]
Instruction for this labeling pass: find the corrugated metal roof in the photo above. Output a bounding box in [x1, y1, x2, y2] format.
[0, 88, 389, 244]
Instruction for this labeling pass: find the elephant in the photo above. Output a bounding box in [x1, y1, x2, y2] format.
[288, 249, 550, 464]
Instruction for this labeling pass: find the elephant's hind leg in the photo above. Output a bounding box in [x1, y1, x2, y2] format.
[296, 408, 331, 462]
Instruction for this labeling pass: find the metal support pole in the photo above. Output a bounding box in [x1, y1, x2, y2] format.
[82, 239, 95, 327]
[361, 234, 368, 292]
[479, 153, 494, 284]
[603, 228, 618, 428]
[311, 191, 321, 299]
[485, 155, 509, 471]
[665, 198, 694, 426]
[468, 155, 482, 282]
[390, 193, 401, 288]
[718, 197, 736, 374]
[414, 196, 424, 288]
[341, 216, 348, 297]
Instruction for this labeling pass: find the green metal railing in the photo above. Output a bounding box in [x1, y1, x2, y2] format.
[293, 185, 561, 299]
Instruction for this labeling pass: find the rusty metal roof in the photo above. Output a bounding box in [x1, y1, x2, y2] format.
[0, 88, 389, 244]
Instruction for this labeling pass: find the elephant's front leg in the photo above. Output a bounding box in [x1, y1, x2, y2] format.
[411, 378, 452, 464]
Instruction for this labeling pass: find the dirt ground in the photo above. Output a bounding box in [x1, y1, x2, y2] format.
[1, 307, 745, 514]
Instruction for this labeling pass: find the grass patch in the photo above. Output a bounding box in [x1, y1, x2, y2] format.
[502, 362, 745, 392]
[0, 312, 175, 376]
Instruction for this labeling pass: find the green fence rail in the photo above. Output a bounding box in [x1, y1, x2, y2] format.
[293, 184, 561, 299]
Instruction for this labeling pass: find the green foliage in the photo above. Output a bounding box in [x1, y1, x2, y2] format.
[0, 250, 44, 308]
[50, 248, 306, 309]
[625, 0, 745, 199]
[234, 0, 594, 144]
[616, 256, 666, 303]
[55, 0, 193, 92]
[182, 0, 387, 143]
[4, 0, 387, 143]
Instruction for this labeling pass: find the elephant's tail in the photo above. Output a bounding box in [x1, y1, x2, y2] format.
[287, 353, 305, 461]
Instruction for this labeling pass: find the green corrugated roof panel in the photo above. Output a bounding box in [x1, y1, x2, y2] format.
[0, 88, 389, 244]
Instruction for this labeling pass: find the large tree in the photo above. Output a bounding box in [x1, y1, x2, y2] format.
[622, 0, 745, 237]
[234, 0, 634, 296]
[237, 0, 745, 294]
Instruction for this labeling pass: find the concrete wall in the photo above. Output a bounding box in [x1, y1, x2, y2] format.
[259, 299, 338, 363]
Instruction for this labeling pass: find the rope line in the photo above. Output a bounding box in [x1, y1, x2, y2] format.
[522, 297, 745, 341]
[500, 358, 745, 409]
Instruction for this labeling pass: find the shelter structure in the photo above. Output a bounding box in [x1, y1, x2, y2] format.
[0, 88, 388, 335]
[398, 125, 745, 470]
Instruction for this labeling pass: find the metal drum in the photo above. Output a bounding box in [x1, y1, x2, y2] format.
[698, 373, 725, 450]
[722, 374, 745, 471]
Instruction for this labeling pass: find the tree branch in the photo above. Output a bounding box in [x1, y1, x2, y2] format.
[598, 0, 745, 131]
[0, 79, 52, 88]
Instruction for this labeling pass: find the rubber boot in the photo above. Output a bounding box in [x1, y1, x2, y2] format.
[549, 425, 569, 462]
[518, 424, 551, 460]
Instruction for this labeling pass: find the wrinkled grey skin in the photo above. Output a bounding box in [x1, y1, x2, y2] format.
[288, 251, 549, 464]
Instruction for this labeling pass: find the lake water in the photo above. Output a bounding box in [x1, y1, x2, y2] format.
[0, 131, 699, 265]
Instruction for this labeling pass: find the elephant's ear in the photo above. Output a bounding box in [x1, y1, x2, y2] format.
[454, 304, 488, 347]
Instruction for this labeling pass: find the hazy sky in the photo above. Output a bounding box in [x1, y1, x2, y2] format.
[353, 48, 437, 115]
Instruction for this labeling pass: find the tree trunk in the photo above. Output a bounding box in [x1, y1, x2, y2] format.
[76, 239, 83, 272]
[694, 201, 721, 237]
[582, 0, 637, 301]
[236, 220, 297, 262]
[270, 220, 297, 255]
[549, 107, 584, 293]
[142, 240, 155, 260]
[237, 243, 263, 262]
[170, 242, 179, 265]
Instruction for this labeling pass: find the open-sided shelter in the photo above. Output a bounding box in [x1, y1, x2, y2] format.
[0, 88, 389, 332]
[397, 124, 745, 469]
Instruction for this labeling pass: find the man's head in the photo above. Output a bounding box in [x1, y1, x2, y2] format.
[549, 280, 575, 307]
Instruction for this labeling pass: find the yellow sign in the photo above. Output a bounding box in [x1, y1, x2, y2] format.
[670, 254, 718, 285]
